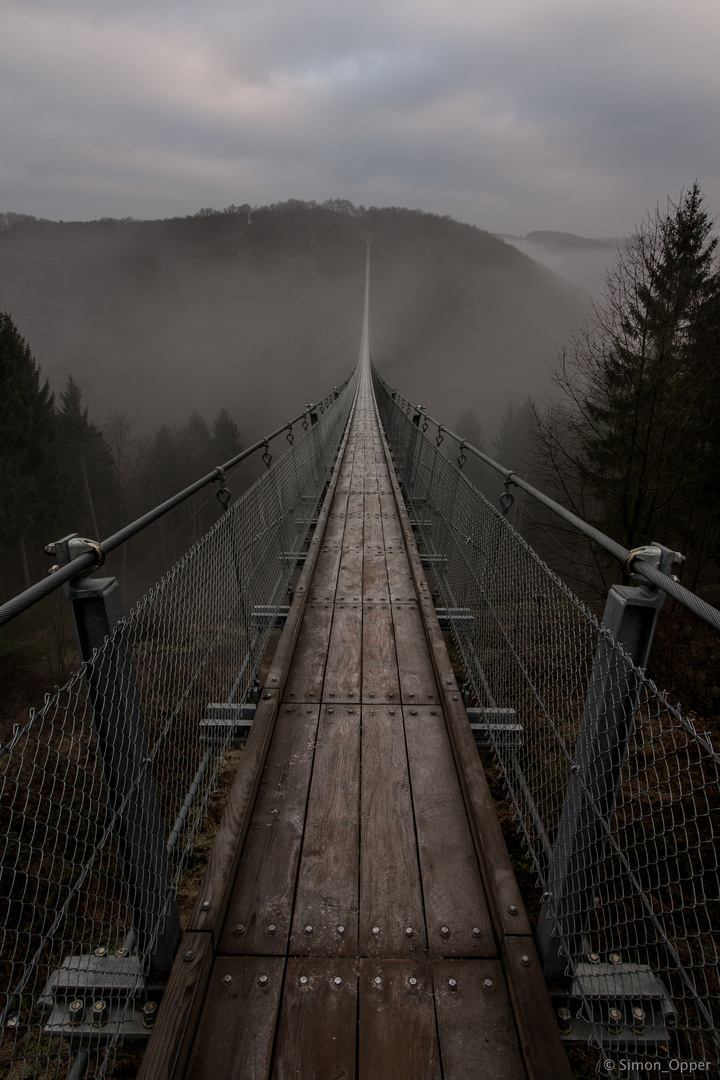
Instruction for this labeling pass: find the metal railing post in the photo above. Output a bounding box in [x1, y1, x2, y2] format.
[54, 534, 182, 976]
[536, 544, 676, 977]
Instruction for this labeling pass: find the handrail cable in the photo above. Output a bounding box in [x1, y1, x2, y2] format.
[375, 368, 720, 633]
[0, 377, 351, 628]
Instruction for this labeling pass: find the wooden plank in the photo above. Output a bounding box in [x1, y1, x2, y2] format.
[323, 603, 362, 703]
[441, 688, 532, 940]
[290, 705, 360, 955]
[432, 959, 527, 1080]
[187, 689, 280, 940]
[361, 603, 400, 704]
[308, 544, 343, 598]
[272, 958, 357, 1080]
[220, 707, 318, 955]
[391, 604, 439, 705]
[404, 707, 494, 956]
[358, 959, 440, 1080]
[137, 931, 214, 1080]
[362, 550, 390, 602]
[384, 547, 416, 601]
[283, 603, 333, 704]
[359, 706, 425, 956]
[500, 937, 574, 1080]
[184, 956, 285, 1080]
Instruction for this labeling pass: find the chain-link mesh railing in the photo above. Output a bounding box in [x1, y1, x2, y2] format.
[373, 367, 720, 1068]
[0, 370, 357, 1080]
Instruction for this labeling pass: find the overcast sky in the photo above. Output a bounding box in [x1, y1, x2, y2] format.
[2, 0, 719, 236]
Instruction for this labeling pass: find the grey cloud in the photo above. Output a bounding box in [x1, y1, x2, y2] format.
[1, 0, 719, 233]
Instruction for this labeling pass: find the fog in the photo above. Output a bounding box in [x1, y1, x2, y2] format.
[0, 204, 591, 448]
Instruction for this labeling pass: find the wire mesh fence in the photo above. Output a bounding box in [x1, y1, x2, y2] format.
[0, 371, 357, 1080]
[373, 367, 720, 1068]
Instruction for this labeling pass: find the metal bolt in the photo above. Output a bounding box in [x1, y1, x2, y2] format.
[223, 975, 233, 985]
[68, 999, 85, 1025]
[507, 904, 518, 916]
[374, 976, 383, 987]
[440, 926, 450, 936]
[609, 952, 621, 965]
[520, 955, 530, 967]
[333, 977, 343, 987]
[235, 924, 245, 936]
[116, 947, 129, 958]
[268, 924, 276, 935]
[409, 977, 418, 988]
[201, 900, 211, 911]
[184, 949, 195, 962]
[588, 952, 600, 964]
[142, 1001, 157, 1029]
[389, 709, 395, 715]
[305, 925, 313, 934]
[484, 979, 493, 989]
[372, 926, 381, 936]
[472, 927, 482, 937]
[328, 708, 334, 713]
[259, 975, 269, 987]
[448, 978, 458, 991]
[557, 1007, 572, 1034]
[607, 1007, 623, 1034]
[92, 999, 108, 1026]
[337, 925, 345, 935]
[299, 976, 308, 985]
[410, 709, 417, 716]
[94, 946, 108, 957]
[632, 1007, 646, 1034]
[405, 926, 413, 937]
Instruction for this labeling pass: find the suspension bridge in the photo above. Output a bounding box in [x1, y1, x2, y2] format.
[1, 251, 718, 1079]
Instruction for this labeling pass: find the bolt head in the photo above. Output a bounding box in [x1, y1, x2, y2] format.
[223, 975, 233, 985]
[337, 925, 345, 935]
[409, 977, 418, 987]
[94, 946, 108, 957]
[440, 926, 450, 936]
[333, 977, 342, 986]
[201, 900, 211, 911]
[608, 1008, 622, 1022]
[268, 924, 276, 934]
[609, 952, 621, 965]
[484, 979, 493, 989]
[472, 927, 482, 937]
[448, 978, 458, 990]
[299, 976, 308, 985]
[184, 950, 195, 962]
[632, 1007, 645, 1021]
[520, 954, 530, 967]
[588, 952, 600, 963]
[507, 904, 518, 915]
[305, 925, 313, 934]
[372, 926, 380, 935]
[374, 976, 383, 986]
[558, 1008, 571, 1021]
[259, 975, 269, 986]
[405, 926, 413, 936]
[235, 924, 245, 935]
[143, 1001, 157, 1016]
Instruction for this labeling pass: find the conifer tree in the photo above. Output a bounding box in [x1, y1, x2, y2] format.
[534, 184, 720, 586]
[0, 313, 55, 588]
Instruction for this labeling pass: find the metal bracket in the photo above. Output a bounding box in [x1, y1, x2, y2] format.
[551, 961, 676, 1054]
[39, 952, 158, 1045]
[200, 703, 256, 744]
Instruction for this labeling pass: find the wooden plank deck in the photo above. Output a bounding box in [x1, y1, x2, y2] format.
[139, 368, 572, 1080]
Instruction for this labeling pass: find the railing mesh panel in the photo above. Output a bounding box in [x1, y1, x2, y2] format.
[0, 371, 357, 1079]
[374, 368, 719, 1067]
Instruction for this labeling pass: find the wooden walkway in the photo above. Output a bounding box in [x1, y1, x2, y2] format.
[139, 363, 571, 1080]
